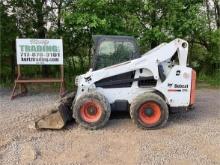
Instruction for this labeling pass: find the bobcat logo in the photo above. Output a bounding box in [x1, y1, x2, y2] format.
[168, 83, 173, 87]
[176, 70, 181, 76]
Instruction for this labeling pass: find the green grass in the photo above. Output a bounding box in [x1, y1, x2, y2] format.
[0, 78, 13, 88]
[198, 72, 220, 88]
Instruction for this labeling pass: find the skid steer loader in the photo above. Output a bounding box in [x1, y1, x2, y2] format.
[35, 35, 196, 130]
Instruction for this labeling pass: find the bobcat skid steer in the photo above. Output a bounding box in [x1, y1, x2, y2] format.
[35, 35, 196, 130]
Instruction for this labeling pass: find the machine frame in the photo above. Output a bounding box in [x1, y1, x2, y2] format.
[74, 38, 195, 110]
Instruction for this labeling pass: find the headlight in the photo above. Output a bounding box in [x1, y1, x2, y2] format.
[75, 76, 79, 86]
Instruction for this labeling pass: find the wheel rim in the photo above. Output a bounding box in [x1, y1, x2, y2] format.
[80, 100, 102, 123]
[139, 101, 161, 125]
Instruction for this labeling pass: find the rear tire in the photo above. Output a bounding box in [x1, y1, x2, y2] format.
[130, 93, 168, 129]
[73, 92, 111, 130]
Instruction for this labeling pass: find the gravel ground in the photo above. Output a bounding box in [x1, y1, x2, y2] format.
[0, 89, 220, 165]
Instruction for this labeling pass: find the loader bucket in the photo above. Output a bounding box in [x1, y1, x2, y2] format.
[35, 92, 75, 130]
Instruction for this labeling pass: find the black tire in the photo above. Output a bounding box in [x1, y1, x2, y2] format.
[130, 92, 169, 129]
[73, 91, 111, 130]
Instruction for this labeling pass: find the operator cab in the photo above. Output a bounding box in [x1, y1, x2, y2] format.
[92, 35, 140, 70]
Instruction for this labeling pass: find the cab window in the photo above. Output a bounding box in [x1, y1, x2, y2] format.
[96, 40, 135, 69]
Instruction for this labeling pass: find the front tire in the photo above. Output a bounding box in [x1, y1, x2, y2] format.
[130, 93, 169, 129]
[73, 92, 111, 130]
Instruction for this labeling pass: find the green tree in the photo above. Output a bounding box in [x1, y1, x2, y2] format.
[0, 0, 219, 87]
[0, 2, 18, 83]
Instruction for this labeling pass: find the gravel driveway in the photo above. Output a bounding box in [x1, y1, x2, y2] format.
[0, 89, 220, 165]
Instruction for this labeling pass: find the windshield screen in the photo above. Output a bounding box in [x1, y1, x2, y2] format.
[95, 40, 135, 69]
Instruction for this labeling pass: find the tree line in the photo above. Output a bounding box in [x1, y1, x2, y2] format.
[0, 0, 219, 87]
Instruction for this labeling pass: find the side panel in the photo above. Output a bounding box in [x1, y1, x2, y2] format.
[156, 66, 192, 107]
[95, 69, 156, 104]
[96, 87, 154, 104]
